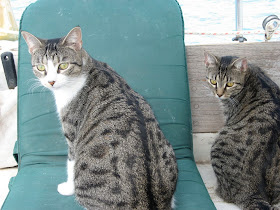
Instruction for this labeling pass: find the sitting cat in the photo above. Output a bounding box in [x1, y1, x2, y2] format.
[21, 27, 178, 210]
[204, 52, 280, 209]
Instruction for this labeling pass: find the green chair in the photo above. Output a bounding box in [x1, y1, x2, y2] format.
[2, 0, 216, 209]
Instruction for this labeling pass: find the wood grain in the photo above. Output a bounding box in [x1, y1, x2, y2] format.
[186, 41, 280, 133]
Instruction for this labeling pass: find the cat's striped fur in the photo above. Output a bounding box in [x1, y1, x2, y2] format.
[205, 52, 280, 209]
[22, 27, 178, 210]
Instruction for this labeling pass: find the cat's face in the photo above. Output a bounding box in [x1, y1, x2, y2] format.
[21, 27, 83, 90]
[204, 52, 248, 99]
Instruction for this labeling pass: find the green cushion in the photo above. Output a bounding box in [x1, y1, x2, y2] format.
[2, 0, 215, 209]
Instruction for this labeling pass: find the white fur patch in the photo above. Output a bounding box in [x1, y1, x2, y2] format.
[47, 59, 57, 82]
[52, 74, 86, 114]
[57, 159, 75, 196]
[57, 181, 75, 196]
[171, 195, 176, 209]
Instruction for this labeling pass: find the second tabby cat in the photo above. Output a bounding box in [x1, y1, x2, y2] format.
[204, 52, 280, 209]
[21, 27, 178, 210]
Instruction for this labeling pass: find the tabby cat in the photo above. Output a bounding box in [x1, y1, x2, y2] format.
[204, 52, 280, 209]
[21, 27, 177, 210]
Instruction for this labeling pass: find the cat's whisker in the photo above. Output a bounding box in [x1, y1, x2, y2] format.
[27, 78, 36, 85]
[39, 85, 48, 97]
[28, 80, 44, 94]
[207, 92, 215, 97]
[28, 81, 41, 94]
[202, 83, 210, 90]
[202, 83, 218, 98]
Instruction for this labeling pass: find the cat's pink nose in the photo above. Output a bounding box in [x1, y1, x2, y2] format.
[48, 81, 55, 86]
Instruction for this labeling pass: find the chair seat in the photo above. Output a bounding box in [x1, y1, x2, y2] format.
[1, 0, 215, 209]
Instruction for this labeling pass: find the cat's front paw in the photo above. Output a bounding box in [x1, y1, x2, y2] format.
[57, 182, 75, 196]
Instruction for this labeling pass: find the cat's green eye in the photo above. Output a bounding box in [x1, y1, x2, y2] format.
[227, 82, 234, 87]
[37, 64, 45, 71]
[210, 79, 217, 85]
[58, 63, 69, 70]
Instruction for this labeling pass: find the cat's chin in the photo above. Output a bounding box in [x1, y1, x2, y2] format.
[43, 83, 61, 90]
[215, 95, 230, 100]
[43, 85, 56, 90]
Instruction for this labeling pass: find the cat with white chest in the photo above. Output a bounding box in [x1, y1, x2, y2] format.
[22, 27, 178, 209]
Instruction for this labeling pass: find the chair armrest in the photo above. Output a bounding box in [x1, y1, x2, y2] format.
[1, 52, 17, 89]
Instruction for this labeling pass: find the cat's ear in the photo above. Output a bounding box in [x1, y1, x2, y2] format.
[62, 27, 82, 51]
[21, 31, 44, 54]
[232, 58, 248, 72]
[204, 51, 218, 68]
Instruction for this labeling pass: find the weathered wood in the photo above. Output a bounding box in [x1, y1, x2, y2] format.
[186, 41, 280, 133]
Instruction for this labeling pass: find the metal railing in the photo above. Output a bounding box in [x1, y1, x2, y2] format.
[184, 0, 280, 43]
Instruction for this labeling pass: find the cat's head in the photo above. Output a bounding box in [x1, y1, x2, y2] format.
[21, 27, 83, 90]
[204, 52, 248, 99]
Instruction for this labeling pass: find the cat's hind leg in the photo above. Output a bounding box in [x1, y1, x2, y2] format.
[242, 196, 272, 210]
[57, 159, 75, 196]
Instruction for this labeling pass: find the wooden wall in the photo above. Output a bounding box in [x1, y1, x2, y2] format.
[186, 41, 280, 133]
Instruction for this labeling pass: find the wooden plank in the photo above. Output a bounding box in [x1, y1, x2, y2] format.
[186, 41, 280, 133]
